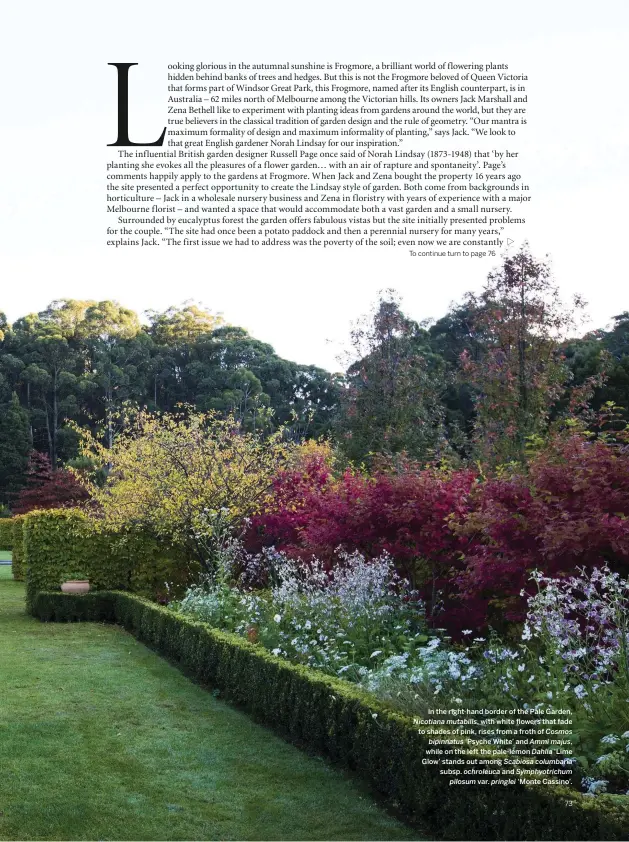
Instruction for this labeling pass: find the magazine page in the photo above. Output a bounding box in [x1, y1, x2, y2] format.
[1, 1, 628, 840]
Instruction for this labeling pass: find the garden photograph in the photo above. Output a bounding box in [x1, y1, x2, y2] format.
[1, 245, 629, 841]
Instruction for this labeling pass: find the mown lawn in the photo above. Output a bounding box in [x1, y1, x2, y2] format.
[0, 551, 11, 562]
[0, 565, 420, 841]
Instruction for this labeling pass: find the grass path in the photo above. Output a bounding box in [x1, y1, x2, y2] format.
[0, 565, 419, 841]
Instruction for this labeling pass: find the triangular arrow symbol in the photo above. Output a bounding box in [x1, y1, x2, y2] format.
[507, 238, 514, 246]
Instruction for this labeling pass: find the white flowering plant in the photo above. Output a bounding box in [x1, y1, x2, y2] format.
[172, 545, 431, 679]
[172, 550, 629, 795]
[354, 564, 629, 795]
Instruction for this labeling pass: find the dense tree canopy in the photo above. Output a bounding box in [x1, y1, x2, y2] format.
[335, 291, 450, 465]
[0, 392, 30, 506]
[562, 312, 629, 421]
[0, 301, 339, 499]
[3, 251, 629, 507]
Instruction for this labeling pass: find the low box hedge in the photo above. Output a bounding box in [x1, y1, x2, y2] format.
[31, 589, 629, 841]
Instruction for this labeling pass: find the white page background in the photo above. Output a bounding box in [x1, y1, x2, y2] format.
[1, 1, 627, 369]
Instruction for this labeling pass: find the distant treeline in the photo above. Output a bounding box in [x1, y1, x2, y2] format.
[1, 251, 629, 506]
[0, 300, 338, 506]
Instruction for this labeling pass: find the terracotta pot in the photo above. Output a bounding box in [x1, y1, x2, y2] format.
[61, 580, 90, 595]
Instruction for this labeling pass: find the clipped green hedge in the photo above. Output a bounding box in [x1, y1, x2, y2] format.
[32, 591, 117, 623]
[31, 590, 629, 842]
[0, 518, 13, 551]
[11, 516, 26, 581]
[24, 509, 124, 606]
[23, 509, 198, 608]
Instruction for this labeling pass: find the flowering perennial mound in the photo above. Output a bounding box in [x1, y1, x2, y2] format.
[173, 556, 629, 795]
[175, 548, 431, 680]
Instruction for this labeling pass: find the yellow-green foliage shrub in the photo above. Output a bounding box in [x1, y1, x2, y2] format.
[23, 509, 196, 609]
[11, 516, 26, 581]
[79, 410, 290, 569]
[0, 519, 13, 550]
